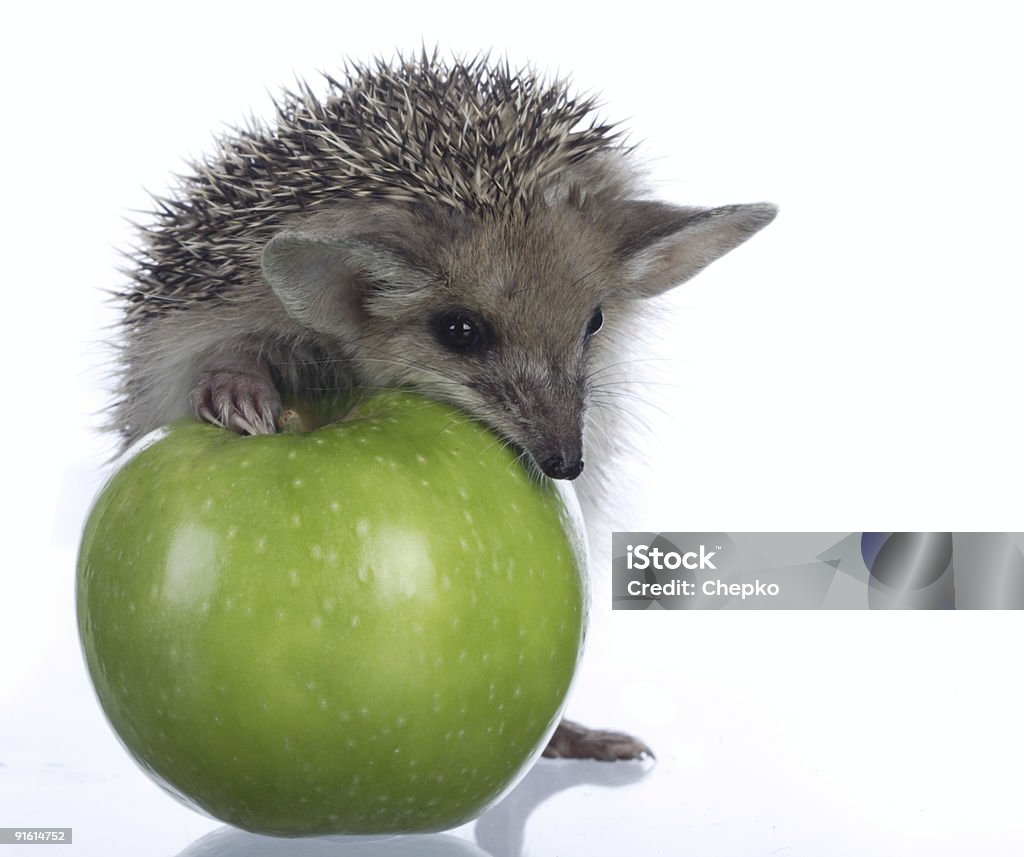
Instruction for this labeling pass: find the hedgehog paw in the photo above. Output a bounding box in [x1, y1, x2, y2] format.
[542, 718, 654, 762]
[190, 369, 281, 436]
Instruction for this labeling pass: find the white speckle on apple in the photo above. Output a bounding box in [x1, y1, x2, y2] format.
[415, 453, 427, 464]
[254, 536, 267, 553]
[290, 513, 302, 528]
[321, 597, 335, 612]
[329, 500, 340, 513]
[201, 497, 214, 513]
[310, 544, 323, 560]
[226, 526, 238, 540]
[287, 451, 297, 461]
[355, 518, 370, 537]
[350, 614, 360, 628]
[293, 478, 304, 488]
[288, 569, 300, 587]
[311, 615, 322, 630]
[276, 608, 286, 621]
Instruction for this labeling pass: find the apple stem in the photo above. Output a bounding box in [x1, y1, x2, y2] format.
[277, 409, 308, 434]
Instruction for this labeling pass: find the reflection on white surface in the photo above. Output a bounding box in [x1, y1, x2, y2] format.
[176, 828, 488, 857]
[169, 758, 650, 856]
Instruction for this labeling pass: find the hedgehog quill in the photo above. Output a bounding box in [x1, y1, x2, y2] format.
[112, 52, 776, 760]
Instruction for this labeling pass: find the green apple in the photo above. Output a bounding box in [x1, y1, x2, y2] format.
[76, 390, 587, 836]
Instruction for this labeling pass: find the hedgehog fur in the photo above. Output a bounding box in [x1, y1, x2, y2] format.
[125, 52, 623, 325]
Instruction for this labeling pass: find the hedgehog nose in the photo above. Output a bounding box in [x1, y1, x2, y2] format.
[540, 453, 584, 481]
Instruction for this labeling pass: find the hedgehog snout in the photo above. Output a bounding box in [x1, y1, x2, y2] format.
[537, 448, 585, 481]
[514, 391, 587, 482]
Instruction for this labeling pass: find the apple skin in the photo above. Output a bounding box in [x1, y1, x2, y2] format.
[77, 391, 587, 836]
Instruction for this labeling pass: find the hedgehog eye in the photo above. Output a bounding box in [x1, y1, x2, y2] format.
[584, 307, 604, 340]
[434, 309, 489, 354]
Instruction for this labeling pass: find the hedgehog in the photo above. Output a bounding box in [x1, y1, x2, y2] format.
[112, 50, 776, 759]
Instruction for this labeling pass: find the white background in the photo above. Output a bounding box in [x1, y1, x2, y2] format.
[2, 1, 1022, 855]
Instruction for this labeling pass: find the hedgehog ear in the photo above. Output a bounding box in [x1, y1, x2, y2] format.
[610, 202, 777, 298]
[261, 230, 432, 335]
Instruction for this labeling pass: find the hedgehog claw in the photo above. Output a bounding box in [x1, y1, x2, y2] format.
[190, 369, 281, 436]
[542, 719, 654, 762]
